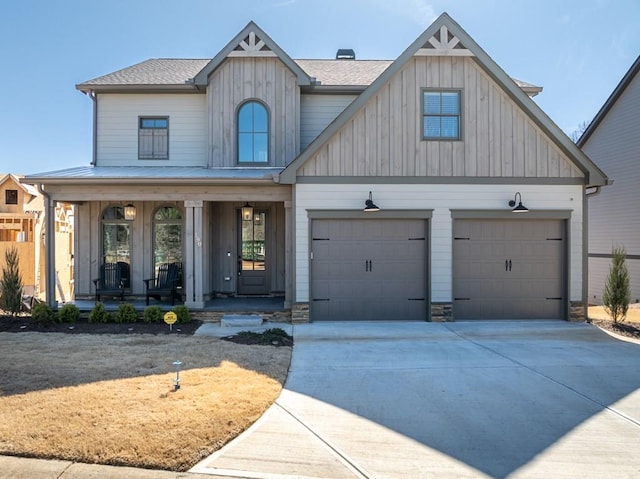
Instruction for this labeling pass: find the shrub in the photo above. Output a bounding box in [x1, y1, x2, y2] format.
[143, 305, 163, 323]
[58, 303, 80, 323]
[603, 246, 631, 323]
[32, 303, 55, 326]
[0, 247, 23, 316]
[88, 302, 111, 323]
[115, 302, 138, 323]
[172, 305, 190, 323]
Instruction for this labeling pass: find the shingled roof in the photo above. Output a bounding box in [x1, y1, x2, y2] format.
[77, 57, 541, 95]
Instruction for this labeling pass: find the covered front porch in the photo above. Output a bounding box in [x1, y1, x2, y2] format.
[25, 167, 294, 314]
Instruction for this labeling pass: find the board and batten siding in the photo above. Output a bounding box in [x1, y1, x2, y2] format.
[583, 69, 640, 304]
[297, 56, 582, 179]
[295, 184, 583, 305]
[207, 57, 299, 167]
[96, 94, 207, 167]
[300, 94, 357, 150]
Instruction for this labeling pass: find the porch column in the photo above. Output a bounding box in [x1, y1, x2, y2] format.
[284, 200, 293, 308]
[45, 196, 57, 309]
[184, 200, 205, 309]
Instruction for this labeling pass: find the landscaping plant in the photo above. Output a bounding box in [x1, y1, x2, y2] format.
[603, 245, 631, 323]
[115, 302, 138, 323]
[0, 247, 23, 316]
[88, 302, 111, 323]
[57, 303, 80, 323]
[31, 303, 55, 326]
[143, 305, 163, 323]
[172, 304, 190, 323]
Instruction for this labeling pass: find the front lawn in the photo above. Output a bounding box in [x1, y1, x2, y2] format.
[0, 331, 291, 471]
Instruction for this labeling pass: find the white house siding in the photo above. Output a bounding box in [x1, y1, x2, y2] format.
[297, 57, 583, 179]
[300, 94, 357, 150]
[207, 57, 299, 167]
[583, 71, 640, 304]
[294, 184, 584, 309]
[96, 94, 207, 167]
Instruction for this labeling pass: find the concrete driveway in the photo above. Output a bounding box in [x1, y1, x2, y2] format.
[193, 321, 640, 479]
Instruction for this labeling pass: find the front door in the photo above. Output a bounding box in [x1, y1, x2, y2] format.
[238, 209, 268, 294]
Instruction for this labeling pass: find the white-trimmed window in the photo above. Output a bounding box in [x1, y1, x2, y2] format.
[139, 117, 169, 159]
[237, 101, 269, 164]
[422, 90, 461, 140]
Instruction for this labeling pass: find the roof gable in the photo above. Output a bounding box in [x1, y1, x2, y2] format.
[0, 174, 38, 198]
[578, 55, 640, 147]
[280, 12, 607, 186]
[193, 21, 311, 87]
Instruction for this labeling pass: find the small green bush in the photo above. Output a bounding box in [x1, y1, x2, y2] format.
[88, 302, 111, 323]
[0, 247, 23, 316]
[143, 305, 163, 323]
[32, 303, 55, 326]
[115, 302, 138, 323]
[57, 303, 80, 323]
[172, 305, 190, 323]
[603, 246, 631, 323]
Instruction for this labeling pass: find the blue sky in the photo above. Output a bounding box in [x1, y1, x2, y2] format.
[1, 0, 638, 174]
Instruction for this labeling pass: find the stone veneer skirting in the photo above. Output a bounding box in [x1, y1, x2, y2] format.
[431, 302, 453, 322]
[569, 301, 586, 322]
[291, 303, 310, 323]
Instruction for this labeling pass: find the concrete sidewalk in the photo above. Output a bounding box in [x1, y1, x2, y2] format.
[192, 321, 640, 478]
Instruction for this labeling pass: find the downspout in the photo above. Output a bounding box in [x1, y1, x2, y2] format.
[37, 184, 57, 310]
[83, 90, 98, 166]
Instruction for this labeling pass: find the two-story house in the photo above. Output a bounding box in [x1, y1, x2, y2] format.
[25, 13, 607, 321]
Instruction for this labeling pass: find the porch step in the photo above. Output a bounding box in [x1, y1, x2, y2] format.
[221, 314, 263, 327]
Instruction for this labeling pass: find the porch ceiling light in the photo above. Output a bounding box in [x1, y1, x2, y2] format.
[508, 192, 529, 213]
[242, 203, 254, 221]
[364, 191, 380, 212]
[124, 204, 136, 220]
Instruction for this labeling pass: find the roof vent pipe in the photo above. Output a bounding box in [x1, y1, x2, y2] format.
[336, 49, 356, 60]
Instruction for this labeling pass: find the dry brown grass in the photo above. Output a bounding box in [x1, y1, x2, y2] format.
[588, 304, 640, 324]
[0, 332, 291, 471]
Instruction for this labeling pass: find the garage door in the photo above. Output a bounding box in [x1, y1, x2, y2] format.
[453, 219, 565, 320]
[311, 219, 427, 321]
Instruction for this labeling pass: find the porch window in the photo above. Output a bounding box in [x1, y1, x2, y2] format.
[237, 101, 269, 164]
[153, 206, 182, 276]
[422, 90, 461, 140]
[139, 117, 169, 159]
[101, 206, 132, 288]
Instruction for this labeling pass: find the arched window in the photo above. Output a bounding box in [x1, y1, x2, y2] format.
[153, 206, 182, 275]
[101, 206, 131, 287]
[237, 101, 268, 163]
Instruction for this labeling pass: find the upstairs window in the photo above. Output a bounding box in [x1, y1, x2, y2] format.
[238, 101, 269, 163]
[139, 117, 168, 159]
[5, 190, 18, 205]
[422, 90, 461, 140]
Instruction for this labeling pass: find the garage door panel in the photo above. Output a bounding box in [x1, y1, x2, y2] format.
[453, 219, 565, 320]
[311, 219, 427, 321]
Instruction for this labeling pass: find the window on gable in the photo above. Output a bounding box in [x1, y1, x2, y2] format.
[5, 190, 18, 205]
[422, 90, 461, 140]
[238, 101, 269, 163]
[139, 117, 169, 159]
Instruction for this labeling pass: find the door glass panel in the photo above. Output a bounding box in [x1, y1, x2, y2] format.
[241, 212, 266, 271]
[102, 223, 130, 264]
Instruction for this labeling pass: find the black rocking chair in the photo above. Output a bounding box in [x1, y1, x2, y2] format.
[144, 262, 181, 305]
[93, 262, 126, 301]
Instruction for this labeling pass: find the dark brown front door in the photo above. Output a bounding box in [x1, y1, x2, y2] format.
[238, 210, 268, 295]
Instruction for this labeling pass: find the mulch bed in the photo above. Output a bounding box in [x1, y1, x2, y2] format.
[0, 315, 202, 335]
[0, 315, 294, 346]
[589, 318, 640, 340]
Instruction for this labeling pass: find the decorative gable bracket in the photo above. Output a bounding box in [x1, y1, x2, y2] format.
[415, 25, 473, 57]
[228, 31, 277, 57]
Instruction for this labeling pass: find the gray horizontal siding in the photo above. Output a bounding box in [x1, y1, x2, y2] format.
[300, 94, 357, 150]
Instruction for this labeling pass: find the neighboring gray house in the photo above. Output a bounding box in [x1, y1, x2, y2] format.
[25, 13, 607, 321]
[579, 55, 640, 304]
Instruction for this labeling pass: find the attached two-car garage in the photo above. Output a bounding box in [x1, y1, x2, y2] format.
[309, 217, 566, 321]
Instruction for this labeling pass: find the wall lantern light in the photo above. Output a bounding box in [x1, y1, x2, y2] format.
[241, 203, 254, 221]
[508, 192, 529, 213]
[124, 204, 136, 220]
[364, 191, 380, 212]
